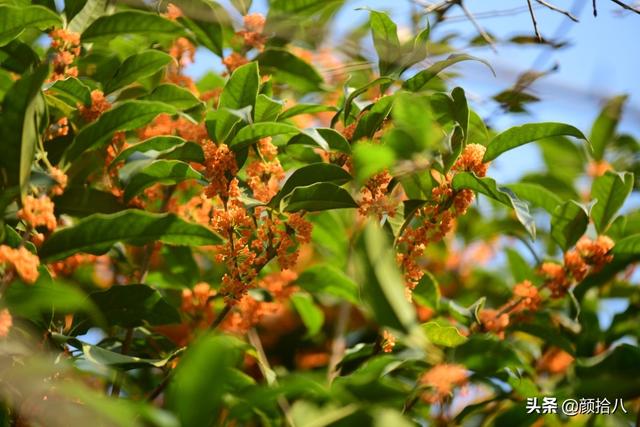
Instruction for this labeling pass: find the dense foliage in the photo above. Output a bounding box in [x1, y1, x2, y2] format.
[0, 0, 639, 426]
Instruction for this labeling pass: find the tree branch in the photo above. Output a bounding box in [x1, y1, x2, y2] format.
[535, 0, 579, 21]
[527, 0, 543, 41]
[610, 0, 640, 14]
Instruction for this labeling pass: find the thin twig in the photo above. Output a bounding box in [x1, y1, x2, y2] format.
[458, 1, 497, 52]
[610, 0, 640, 14]
[439, 5, 538, 22]
[146, 370, 173, 402]
[535, 0, 579, 21]
[247, 329, 296, 427]
[110, 327, 134, 397]
[327, 302, 351, 383]
[593, 0, 598, 16]
[209, 303, 232, 330]
[526, 0, 543, 41]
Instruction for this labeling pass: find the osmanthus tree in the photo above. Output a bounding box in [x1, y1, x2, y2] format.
[0, 0, 639, 426]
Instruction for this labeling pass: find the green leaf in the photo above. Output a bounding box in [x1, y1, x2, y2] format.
[398, 24, 430, 74]
[178, 2, 223, 56]
[403, 54, 494, 92]
[288, 127, 351, 153]
[56, 335, 181, 369]
[271, 163, 352, 207]
[90, 284, 181, 328]
[123, 159, 204, 202]
[352, 95, 394, 142]
[46, 77, 92, 106]
[550, 200, 589, 250]
[504, 182, 562, 214]
[452, 172, 535, 238]
[613, 234, 640, 255]
[230, 0, 252, 14]
[143, 83, 203, 111]
[5, 273, 100, 322]
[279, 103, 337, 120]
[453, 335, 524, 374]
[290, 293, 324, 337]
[355, 221, 419, 335]
[254, 94, 283, 122]
[110, 135, 186, 167]
[63, 100, 177, 162]
[451, 87, 469, 141]
[256, 48, 324, 93]
[413, 271, 440, 310]
[82, 10, 182, 42]
[505, 248, 534, 282]
[423, 322, 467, 347]
[341, 77, 394, 125]
[590, 171, 634, 233]
[0, 5, 62, 46]
[206, 108, 241, 143]
[39, 210, 222, 261]
[219, 61, 259, 110]
[67, 0, 107, 34]
[575, 344, 640, 399]
[104, 50, 173, 93]
[230, 122, 299, 150]
[53, 187, 125, 217]
[368, 9, 400, 76]
[0, 63, 49, 190]
[167, 334, 246, 427]
[296, 264, 359, 304]
[483, 122, 588, 162]
[387, 91, 432, 158]
[590, 95, 627, 161]
[352, 142, 395, 183]
[281, 182, 357, 213]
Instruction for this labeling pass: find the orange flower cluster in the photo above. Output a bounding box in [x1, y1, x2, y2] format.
[0, 245, 40, 284]
[541, 235, 614, 298]
[0, 309, 12, 338]
[237, 13, 267, 51]
[138, 113, 207, 143]
[420, 363, 468, 403]
[358, 171, 398, 219]
[478, 308, 510, 338]
[166, 37, 198, 92]
[181, 282, 216, 327]
[223, 52, 249, 73]
[246, 138, 285, 202]
[48, 253, 99, 277]
[50, 167, 68, 196]
[205, 176, 311, 302]
[18, 195, 57, 231]
[170, 37, 195, 68]
[211, 180, 261, 302]
[381, 329, 396, 353]
[587, 160, 612, 177]
[45, 117, 69, 140]
[49, 29, 81, 81]
[164, 3, 183, 20]
[78, 90, 111, 122]
[512, 280, 542, 312]
[273, 213, 313, 269]
[222, 270, 298, 334]
[398, 144, 490, 294]
[478, 280, 540, 337]
[537, 347, 574, 374]
[203, 142, 238, 200]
